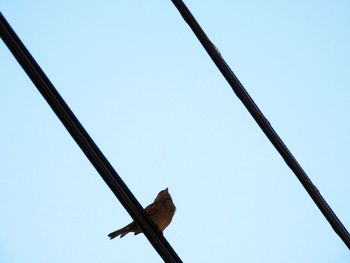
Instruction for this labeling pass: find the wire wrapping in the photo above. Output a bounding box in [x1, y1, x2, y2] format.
[0, 12, 182, 263]
[170, 0, 350, 249]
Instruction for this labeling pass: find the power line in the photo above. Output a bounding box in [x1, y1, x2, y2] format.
[169, 0, 350, 249]
[0, 12, 182, 263]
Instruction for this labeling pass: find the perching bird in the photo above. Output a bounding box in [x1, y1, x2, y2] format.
[108, 188, 176, 239]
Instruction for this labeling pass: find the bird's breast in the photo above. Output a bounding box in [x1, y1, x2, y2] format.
[151, 201, 175, 231]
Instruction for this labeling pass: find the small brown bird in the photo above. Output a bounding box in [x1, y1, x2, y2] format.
[108, 188, 176, 239]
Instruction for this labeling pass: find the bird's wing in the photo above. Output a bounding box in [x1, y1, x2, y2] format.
[144, 202, 159, 217]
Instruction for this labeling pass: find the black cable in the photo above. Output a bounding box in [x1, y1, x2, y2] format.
[169, 0, 350, 249]
[0, 12, 182, 263]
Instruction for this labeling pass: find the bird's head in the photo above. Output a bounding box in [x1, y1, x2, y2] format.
[154, 187, 172, 202]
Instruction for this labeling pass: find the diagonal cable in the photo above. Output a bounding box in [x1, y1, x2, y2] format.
[0, 12, 182, 263]
[169, 0, 350, 249]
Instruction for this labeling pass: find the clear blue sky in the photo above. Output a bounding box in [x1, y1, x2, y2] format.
[1, 1, 349, 262]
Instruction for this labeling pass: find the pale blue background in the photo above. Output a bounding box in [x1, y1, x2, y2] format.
[1, 1, 349, 262]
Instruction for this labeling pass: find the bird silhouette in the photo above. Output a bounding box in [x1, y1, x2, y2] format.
[108, 188, 176, 239]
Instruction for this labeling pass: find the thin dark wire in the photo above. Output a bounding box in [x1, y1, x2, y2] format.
[0, 12, 182, 263]
[169, 0, 350, 249]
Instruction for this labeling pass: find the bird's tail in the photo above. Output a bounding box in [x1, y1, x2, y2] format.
[108, 224, 132, 239]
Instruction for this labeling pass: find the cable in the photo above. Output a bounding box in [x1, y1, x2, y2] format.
[0, 12, 182, 263]
[169, 0, 350, 249]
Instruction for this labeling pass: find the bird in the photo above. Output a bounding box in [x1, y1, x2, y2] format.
[108, 188, 176, 239]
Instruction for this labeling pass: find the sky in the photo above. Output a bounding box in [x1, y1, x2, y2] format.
[1, 0, 349, 262]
